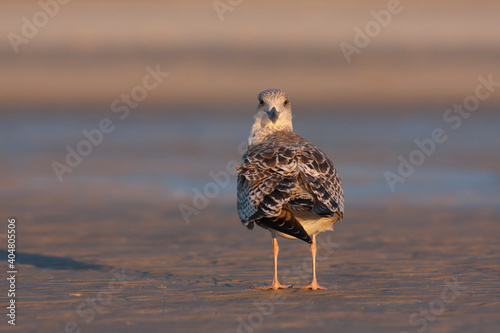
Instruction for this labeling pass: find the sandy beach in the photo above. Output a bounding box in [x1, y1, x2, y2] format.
[2, 205, 499, 333]
[1, 0, 500, 332]
[1, 112, 500, 332]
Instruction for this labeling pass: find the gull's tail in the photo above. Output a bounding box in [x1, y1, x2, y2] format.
[256, 209, 312, 243]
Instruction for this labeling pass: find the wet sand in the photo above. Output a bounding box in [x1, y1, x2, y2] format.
[1, 113, 499, 332]
[1, 205, 499, 333]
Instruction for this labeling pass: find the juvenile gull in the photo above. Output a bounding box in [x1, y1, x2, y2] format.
[237, 89, 344, 290]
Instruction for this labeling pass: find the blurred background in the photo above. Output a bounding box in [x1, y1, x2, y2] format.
[2, 0, 500, 110]
[0, 1, 499, 332]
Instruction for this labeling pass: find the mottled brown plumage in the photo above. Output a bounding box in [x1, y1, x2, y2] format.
[236, 88, 344, 290]
[237, 131, 344, 242]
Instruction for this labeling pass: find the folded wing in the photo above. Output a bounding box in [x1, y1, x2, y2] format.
[237, 132, 344, 243]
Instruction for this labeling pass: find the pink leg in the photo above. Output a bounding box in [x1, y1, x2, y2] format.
[255, 235, 291, 290]
[299, 234, 326, 290]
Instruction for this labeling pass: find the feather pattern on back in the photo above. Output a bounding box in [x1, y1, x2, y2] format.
[237, 131, 344, 243]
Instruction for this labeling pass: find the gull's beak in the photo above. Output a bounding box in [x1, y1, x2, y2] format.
[267, 107, 278, 124]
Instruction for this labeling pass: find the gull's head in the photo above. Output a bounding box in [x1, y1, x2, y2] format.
[256, 89, 293, 128]
[249, 89, 293, 146]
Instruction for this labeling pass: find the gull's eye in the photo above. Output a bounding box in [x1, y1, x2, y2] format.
[259, 100, 265, 107]
[283, 100, 289, 106]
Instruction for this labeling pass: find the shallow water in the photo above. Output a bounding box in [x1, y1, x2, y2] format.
[2, 111, 499, 209]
